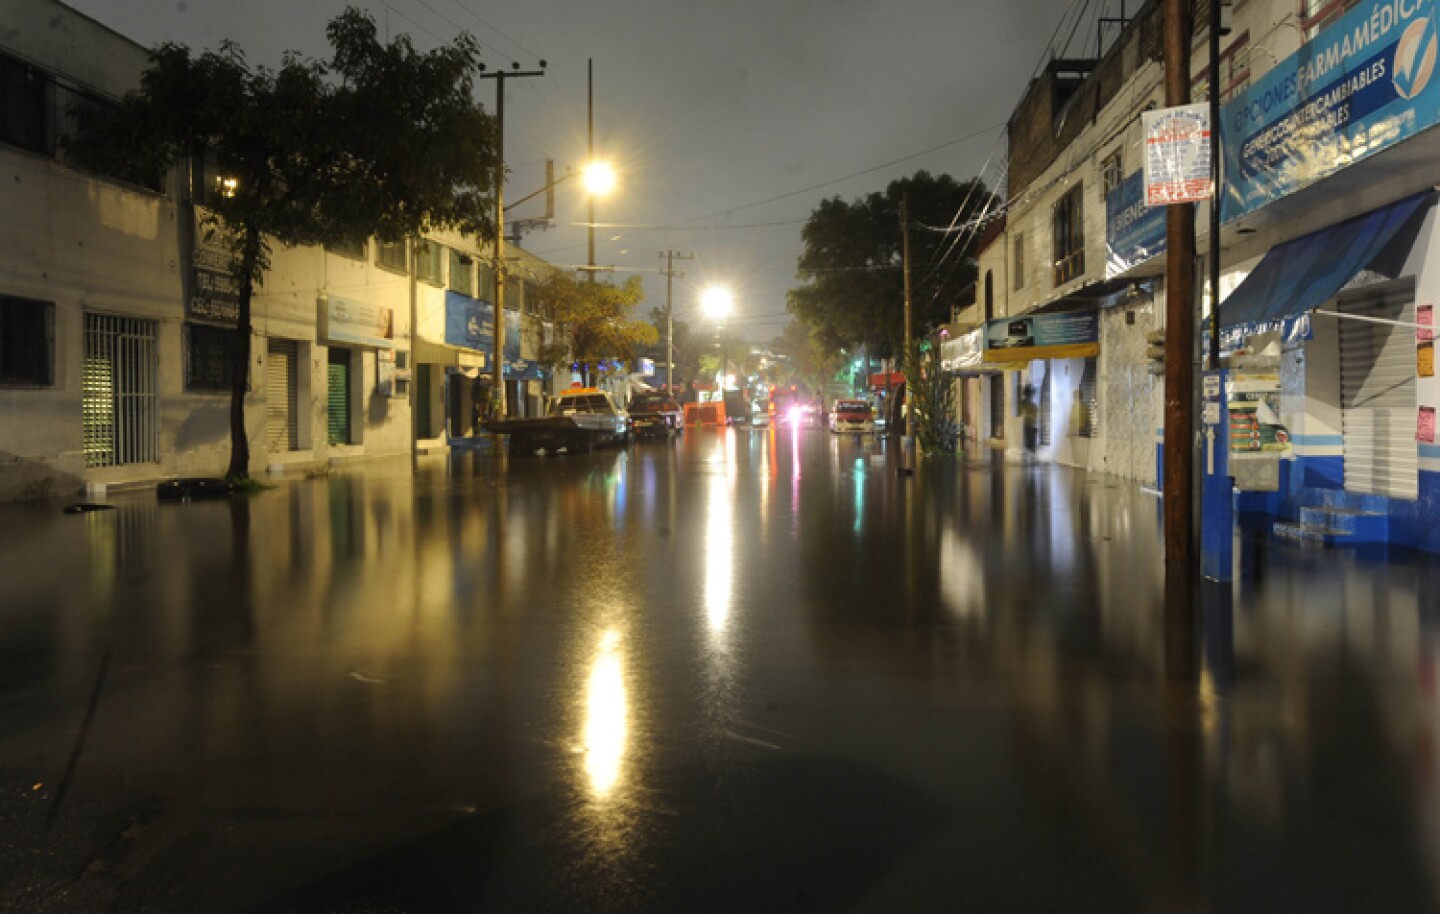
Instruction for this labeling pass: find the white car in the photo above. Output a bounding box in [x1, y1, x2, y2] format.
[829, 399, 875, 434]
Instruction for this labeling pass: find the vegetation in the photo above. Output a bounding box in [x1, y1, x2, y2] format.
[65, 9, 497, 480]
[788, 171, 995, 360]
[530, 273, 658, 385]
[902, 339, 959, 455]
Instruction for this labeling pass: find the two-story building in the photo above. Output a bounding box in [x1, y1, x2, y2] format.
[973, 0, 1440, 552]
[0, 0, 557, 500]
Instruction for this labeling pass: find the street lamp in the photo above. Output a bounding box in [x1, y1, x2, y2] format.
[582, 161, 616, 197]
[701, 286, 735, 401]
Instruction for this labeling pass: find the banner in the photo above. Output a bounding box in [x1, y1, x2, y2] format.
[1106, 171, 1168, 276]
[983, 311, 1098, 363]
[320, 294, 394, 349]
[1222, 0, 1440, 221]
[940, 328, 985, 371]
[444, 291, 493, 354]
[1144, 104, 1213, 205]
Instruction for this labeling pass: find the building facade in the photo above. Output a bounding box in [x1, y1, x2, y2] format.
[0, 0, 557, 500]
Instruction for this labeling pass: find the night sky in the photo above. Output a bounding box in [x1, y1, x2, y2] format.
[66, 0, 1101, 339]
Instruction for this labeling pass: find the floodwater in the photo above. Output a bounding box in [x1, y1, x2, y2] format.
[1, 427, 1438, 912]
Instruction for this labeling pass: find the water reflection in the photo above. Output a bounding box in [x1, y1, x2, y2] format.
[581, 628, 629, 800]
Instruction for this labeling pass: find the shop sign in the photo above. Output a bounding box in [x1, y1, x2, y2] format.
[444, 291, 493, 355]
[1222, 0, 1440, 222]
[983, 311, 1099, 362]
[1106, 171, 1168, 276]
[189, 244, 239, 324]
[321, 294, 394, 349]
[941, 328, 985, 371]
[1144, 104, 1213, 205]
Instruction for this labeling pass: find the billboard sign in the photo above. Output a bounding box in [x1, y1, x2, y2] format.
[1222, 0, 1440, 221]
[1143, 104, 1213, 205]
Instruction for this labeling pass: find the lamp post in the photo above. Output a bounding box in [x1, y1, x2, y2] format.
[701, 285, 734, 405]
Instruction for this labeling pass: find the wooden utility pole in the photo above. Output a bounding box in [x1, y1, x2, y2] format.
[1163, 0, 1196, 564]
[480, 63, 546, 418]
[901, 192, 914, 440]
[659, 251, 693, 392]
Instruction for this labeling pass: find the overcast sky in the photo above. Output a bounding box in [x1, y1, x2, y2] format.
[66, 0, 1106, 340]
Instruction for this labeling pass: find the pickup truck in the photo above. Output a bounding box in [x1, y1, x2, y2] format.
[485, 388, 629, 455]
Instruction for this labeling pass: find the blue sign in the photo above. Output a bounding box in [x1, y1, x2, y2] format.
[1222, 0, 1440, 221]
[983, 310, 1099, 362]
[1106, 170, 1168, 276]
[444, 291, 493, 354]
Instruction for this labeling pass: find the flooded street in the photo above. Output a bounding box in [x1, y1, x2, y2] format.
[2, 428, 1439, 912]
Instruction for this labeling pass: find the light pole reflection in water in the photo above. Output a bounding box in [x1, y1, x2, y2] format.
[582, 628, 629, 800]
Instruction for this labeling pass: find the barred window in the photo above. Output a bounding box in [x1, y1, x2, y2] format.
[376, 240, 406, 274]
[327, 238, 367, 261]
[449, 248, 475, 296]
[0, 295, 54, 386]
[0, 52, 48, 154]
[185, 323, 234, 392]
[1078, 356, 1099, 438]
[1012, 233, 1025, 292]
[415, 240, 443, 286]
[1101, 151, 1123, 195]
[478, 264, 498, 302]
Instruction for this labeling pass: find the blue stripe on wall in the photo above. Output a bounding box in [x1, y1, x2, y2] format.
[1421, 444, 1440, 460]
[1292, 434, 1344, 446]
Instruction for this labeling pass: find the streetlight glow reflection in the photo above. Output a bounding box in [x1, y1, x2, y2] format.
[582, 629, 628, 799]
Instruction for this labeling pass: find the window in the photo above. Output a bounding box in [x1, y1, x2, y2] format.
[1, 52, 49, 154]
[415, 240, 443, 286]
[478, 264, 498, 301]
[327, 238, 367, 261]
[1192, 31, 1252, 104]
[185, 323, 234, 392]
[504, 277, 521, 313]
[984, 271, 994, 322]
[376, 240, 406, 274]
[1012, 233, 1025, 292]
[1052, 185, 1085, 287]
[0, 295, 54, 385]
[1101, 150, 1123, 195]
[1301, 0, 1360, 38]
[449, 248, 474, 296]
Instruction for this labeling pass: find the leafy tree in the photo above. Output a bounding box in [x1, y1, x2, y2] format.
[65, 10, 496, 480]
[531, 273, 657, 385]
[902, 339, 958, 455]
[771, 320, 843, 397]
[788, 171, 994, 360]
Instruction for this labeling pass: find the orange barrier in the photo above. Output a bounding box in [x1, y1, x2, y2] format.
[684, 402, 726, 426]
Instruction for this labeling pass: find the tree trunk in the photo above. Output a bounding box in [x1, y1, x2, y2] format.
[226, 227, 261, 481]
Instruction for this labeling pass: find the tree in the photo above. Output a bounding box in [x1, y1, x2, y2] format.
[771, 320, 843, 397]
[65, 10, 496, 480]
[531, 273, 658, 385]
[788, 171, 995, 360]
[902, 339, 959, 455]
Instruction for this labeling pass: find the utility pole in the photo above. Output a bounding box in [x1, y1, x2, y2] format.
[901, 192, 914, 440]
[480, 62, 546, 418]
[587, 59, 596, 282]
[1163, 0, 1196, 564]
[659, 250, 693, 392]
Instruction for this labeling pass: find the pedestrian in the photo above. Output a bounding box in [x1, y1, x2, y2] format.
[1020, 383, 1038, 460]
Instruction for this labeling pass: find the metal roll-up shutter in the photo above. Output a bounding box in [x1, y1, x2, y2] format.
[1339, 282, 1417, 500]
[266, 340, 298, 452]
[1038, 367, 1052, 446]
[327, 348, 350, 445]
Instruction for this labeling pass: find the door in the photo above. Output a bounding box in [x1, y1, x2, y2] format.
[328, 348, 351, 446]
[82, 313, 158, 467]
[1339, 281, 1417, 499]
[266, 339, 298, 452]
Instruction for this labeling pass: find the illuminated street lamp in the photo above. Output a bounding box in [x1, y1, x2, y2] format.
[701, 286, 734, 322]
[582, 160, 616, 197]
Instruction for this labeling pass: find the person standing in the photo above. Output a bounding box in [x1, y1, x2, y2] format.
[1020, 383, 1039, 460]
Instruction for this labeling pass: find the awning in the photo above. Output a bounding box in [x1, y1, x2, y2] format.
[1219, 191, 1433, 349]
[414, 338, 485, 369]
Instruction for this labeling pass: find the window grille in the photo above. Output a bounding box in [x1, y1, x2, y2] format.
[185, 323, 234, 392]
[1052, 185, 1085, 287]
[415, 240, 443, 286]
[375, 240, 406, 273]
[83, 313, 158, 467]
[449, 248, 475, 296]
[1078, 357, 1099, 438]
[327, 238, 367, 261]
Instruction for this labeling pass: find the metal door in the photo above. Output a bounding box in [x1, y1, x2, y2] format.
[83, 313, 158, 467]
[266, 340, 298, 452]
[1339, 282, 1417, 500]
[327, 348, 350, 446]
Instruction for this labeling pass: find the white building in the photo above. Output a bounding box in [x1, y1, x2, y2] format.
[0, 0, 555, 500]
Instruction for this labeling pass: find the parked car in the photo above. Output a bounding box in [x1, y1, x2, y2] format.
[829, 399, 875, 435]
[750, 398, 772, 428]
[628, 391, 684, 438]
[487, 387, 628, 454]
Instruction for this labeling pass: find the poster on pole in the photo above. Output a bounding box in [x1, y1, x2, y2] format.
[1143, 104, 1212, 205]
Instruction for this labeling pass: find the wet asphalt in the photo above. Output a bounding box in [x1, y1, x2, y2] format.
[2, 426, 1439, 913]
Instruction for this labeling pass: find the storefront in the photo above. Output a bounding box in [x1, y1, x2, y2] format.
[318, 294, 397, 450]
